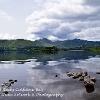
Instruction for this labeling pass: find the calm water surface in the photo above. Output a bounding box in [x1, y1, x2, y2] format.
[0, 51, 100, 100]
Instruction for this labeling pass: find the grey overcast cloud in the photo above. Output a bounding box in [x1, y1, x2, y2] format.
[0, 0, 100, 41]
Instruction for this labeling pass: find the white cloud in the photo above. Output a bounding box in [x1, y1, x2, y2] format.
[0, 32, 39, 40]
[47, 35, 58, 41]
[0, 0, 99, 41]
[25, 0, 98, 41]
[0, 10, 13, 21]
[0, 33, 15, 40]
[74, 27, 100, 41]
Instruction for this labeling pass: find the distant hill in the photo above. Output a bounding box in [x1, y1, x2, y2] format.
[0, 38, 100, 50]
[0, 39, 33, 50]
[33, 38, 54, 47]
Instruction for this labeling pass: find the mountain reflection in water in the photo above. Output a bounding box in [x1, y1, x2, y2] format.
[0, 51, 100, 100]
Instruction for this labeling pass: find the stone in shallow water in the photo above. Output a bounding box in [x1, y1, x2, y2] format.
[66, 71, 96, 93]
[67, 72, 73, 77]
[84, 76, 95, 93]
[14, 80, 17, 82]
[90, 77, 96, 83]
[55, 75, 58, 77]
[96, 72, 100, 74]
[84, 83, 95, 93]
[78, 76, 84, 81]
[82, 71, 88, 76]
[0, 79, 17, 95]
[9, 79, 17, 83]
[9, 79, 13, 82]
[3, 91, 8, 94]
[72, 72, 83, 79]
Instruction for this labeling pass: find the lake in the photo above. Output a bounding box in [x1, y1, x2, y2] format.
[0, 51, 100, 100]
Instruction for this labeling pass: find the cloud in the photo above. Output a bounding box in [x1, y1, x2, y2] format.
[0, 32, 38, 40]
[85, 0, 100, 6]
[48, 35, 58, 41]
[74, 27, 100, 41]
[0, 10, 13, 21]
[25, 0, 100, 41]
[0, 0, 99, 41]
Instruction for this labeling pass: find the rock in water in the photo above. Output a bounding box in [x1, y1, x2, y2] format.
[67, 72, 73, 77]
[72, 72, 83, 79]
[3, 91, 8, 94]
[84, 83, 94, 93]
[9, 79, 13, 82]
[67, 72, 83, 79]
[55, 75, 58, 77]
[96, 72, 100, 74]
[82, 72, 88, 76]
[90, 77, 96, 83]
[84, 76, 95, 93]
[14, 80, 17, 82]
[9, 79, 17, 83]
[0, 79, 17, 95]
[78, 76, 84, 81]
[66, 71, 96, 93]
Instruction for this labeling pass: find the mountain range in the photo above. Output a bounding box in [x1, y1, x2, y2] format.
[32, 38, 100, 48]
[0, 38, 100, 50]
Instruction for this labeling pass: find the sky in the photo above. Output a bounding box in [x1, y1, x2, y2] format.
[0, 0, 100, 41]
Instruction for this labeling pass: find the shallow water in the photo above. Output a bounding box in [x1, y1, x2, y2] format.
[0, 51, 100, 100]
